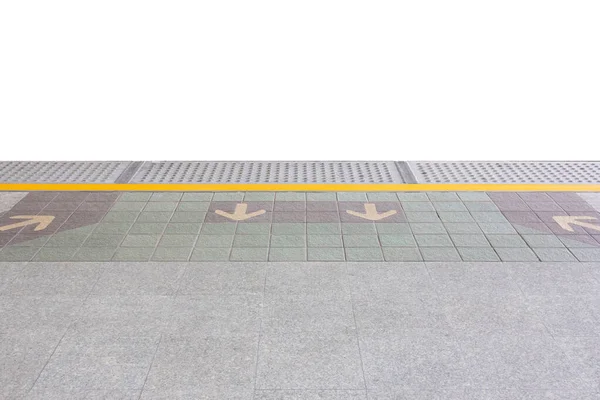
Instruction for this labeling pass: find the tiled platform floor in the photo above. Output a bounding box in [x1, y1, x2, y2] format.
[1, 261, 599, 399]
[1, 191, 600, 262]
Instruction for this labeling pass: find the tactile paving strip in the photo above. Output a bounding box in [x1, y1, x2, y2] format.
[409, 161, 600, 184]
[0, 162, 131, 183]
[130, 162, 407, 184]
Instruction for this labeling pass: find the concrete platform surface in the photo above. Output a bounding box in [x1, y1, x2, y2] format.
[0, 191, 599, 399]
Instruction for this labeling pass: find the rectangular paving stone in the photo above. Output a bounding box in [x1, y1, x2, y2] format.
[170, 211, 206, 223]
[119, 192, 152, 201]
[308, 247, 345, 261]
[270, 235, 305, 248]
[337, 192, 368, 201]
[110, 201, 146, 212]
[150, 192, 183, 202]
[522, 235, 565, 248]
[478, 223, 517, 234]
[443, 223, 482, 234]
[163, 222, 202, 235]
[268, 247, 307, 261]
[228, 223, 268, 235]
[415, 234, 453, 247]
[346, 247, 384, 261]
[557, 235, 599, 248]
[375, 223, 411, 234]
[486, 234, 528, 248]
[405, 212, 441, 223]
[271, 223, 305, 235]
[307, 235, 343, 247]
[432, 202, 468, 212]
[136, 212, 172, 223]
[190, 248, 230, 261]
[450, 234, 490, 247]
[273, 201, 306, 212]
[401, 201, 435, 212]
[343, 235, 380, 247]
[43, 234, 89, 247]
[121, 234, 161, 247]
[397, 193, 429, 201]
[200, 223, 236, 235]
[307, 223, 340, 234]
[427, 192, 460, 201]
[144, 202, 178, 212]
[533, 248, 578, 262]
[512, 223, 553, 235]
[495, 248, 539, 262]
[151, 247, 192, 261]
[379, 234, 416, 247]
[458, 192, 491, 201]
[341, 223, 377, 235]
[71, 247, 116, 261]
[275, 192, 306, 201]
[272, 212, 305, 223]
[0, 247, 39, 261]
[420, 247, 461, 261]
[438, 212, 475, 223]
[306, 211, 340, 223]
[233, 235, 270, 248]
[306, 201, 338, 212]
[569, 248, 600, 262]
[195, 235, 234, 248]
[83, 233, 125, 247]
[230, 247, 268, 261]
[458, 247, 500, 262]
[102, 211, 139, 222]
[382, 247, 423, 261]
[158, 234, 197, 247]
[129, 222, 167, 234]
[92, 222, 133, 235]
[471, 212, 509, 223]
[306, 192, 337, 201]
[8, 235, 49, 247]
[181, 193, 213, 202]
[33, 247, 78, 261]
[112, 247, 154, 261]
[176, 201, 210, 212]
[243, 192, 275, 201]
[464, 201, 500, 212]
[366, 192, 398, 201]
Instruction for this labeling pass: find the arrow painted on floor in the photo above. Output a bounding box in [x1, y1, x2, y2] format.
[553, 216, 600, 232]
[346, 203, 397, 221]
[0, 215, 55, 232]
[215, 203, 266, 221]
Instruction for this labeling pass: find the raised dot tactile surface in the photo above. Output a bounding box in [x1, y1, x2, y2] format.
[0, 162, 131, 183]
[130, 162, 406, 184]
[409, 161, 600, 184]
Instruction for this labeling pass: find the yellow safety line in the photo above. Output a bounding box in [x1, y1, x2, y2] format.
[1, 183, 600, 192]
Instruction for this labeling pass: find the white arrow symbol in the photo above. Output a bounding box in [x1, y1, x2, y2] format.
[552, 216, 600, 232]
[215, 203, 266, 221]
[0, 215, 55, 232]
[346, 203, 397, 221]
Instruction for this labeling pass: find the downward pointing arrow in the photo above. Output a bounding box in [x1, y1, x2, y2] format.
[553, 216, 600, 232]
[0, 215, 55, 232]
[215, 203, 266, 221]
[346, 203, 397, 221]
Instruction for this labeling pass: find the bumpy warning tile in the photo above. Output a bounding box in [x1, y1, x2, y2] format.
[1, 191, 600, 262]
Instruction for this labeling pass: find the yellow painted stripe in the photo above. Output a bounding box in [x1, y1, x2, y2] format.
[1, 183, 600, 192]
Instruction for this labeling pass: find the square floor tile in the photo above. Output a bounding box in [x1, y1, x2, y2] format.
[195, 235, 234, 248]
[158, 234, 197, 247]
[230, 247, 268, 261]
[151, 247, 192, 261]
[163, 223, 202, 235]
[345, 248, 384, 261]
[375, 223, 411, 234]
[236, 223, 271, 235]
[190, 248, 231, 261]
[379, 234, 416, 247]
[150, 192, 183, 202]
[271, 223, 305, 235]
[181, 193, 213, 202]
[382, 247, 423, 261]
[71, 247, 116, 261]
[270, 235, 305, 248]
[450, 234, 490, 247]
[420, 247, 461, 261]
[458, 247, 500, 262]
[233, 235, 270, 248]
[121, 235, 161, 247]
[533, 248, 577, 262]
[341, 223, 377, 235]
[415, 234, 453, 247]
[112, 247, 154, 261]
[33, 247, 78, 261]
[307, 223, 340, 235]
[495, 248, 539, 262]
[308, 248, 345, 261]
[200, 223, 236, 235]
[343, 235, 380, 247]
[307, 235, 343, 247]
[269, 247, 307, 261]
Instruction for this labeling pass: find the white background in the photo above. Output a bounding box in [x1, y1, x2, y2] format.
[1, 1, 599, 161]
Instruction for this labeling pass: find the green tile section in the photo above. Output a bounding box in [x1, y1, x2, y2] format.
[3, 190, 598, 262]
